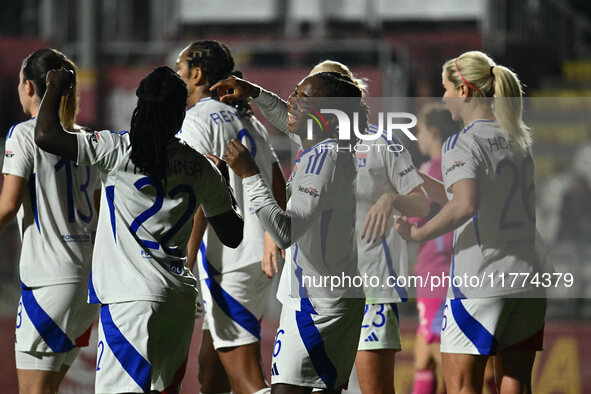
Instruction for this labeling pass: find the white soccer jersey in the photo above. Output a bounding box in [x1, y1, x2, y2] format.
[355, 124, 423, 303]
[441, 119, 540, 297]
[177, 98, 278, 276]
[273, 139, 364, 315]
[76, 130, 236, 304]
[3, 118, 100, 287]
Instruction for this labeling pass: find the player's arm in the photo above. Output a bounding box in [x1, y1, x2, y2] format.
[208, 209, 243, 248]
[361, 186, 429, 243]
[34, 69, 78, 161]
[223, 139, 292, 249]
[187, 207, 206, 271]
[418, 171, 448, 207]
[200, 155, 244, 249]
[395, 178, 478, 243]
[211, 76, 288, 133]
[0, 175, 27, 233]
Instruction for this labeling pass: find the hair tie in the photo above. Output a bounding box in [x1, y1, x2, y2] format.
[490, 66, 495, 77]
[454, 58, 484, 96]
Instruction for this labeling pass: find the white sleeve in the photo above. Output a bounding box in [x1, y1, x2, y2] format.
[177, 113, 214, 155]
[2, 123, 34, 179]
[199, 157, 238, 218]
[385, 147, 423, 195]
[76, 130, 126, 171]
[441, 134, 480, 192]
[252, 88, 289, 134]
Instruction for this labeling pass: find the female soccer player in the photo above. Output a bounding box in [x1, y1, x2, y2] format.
[35, 66, 243, 393]
[0, 48, 100, 393]
[308, 60, 429, 394]
[175, 40, 285, 394]
[215, 71, 367, 394]
[395, 51, 546, 394]
[409, 104, 457, 394]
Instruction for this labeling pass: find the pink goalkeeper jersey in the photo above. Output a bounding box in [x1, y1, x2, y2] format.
[410, 156, 453, 298]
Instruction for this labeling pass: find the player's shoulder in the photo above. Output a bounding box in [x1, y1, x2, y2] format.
[443, 120, 497, 155]
[6, 118, 36, 140]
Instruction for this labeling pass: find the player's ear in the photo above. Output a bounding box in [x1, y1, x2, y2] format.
[25, 80, 35, 97]
[459, 84, 469, 98]
[191, 67, 206, 85]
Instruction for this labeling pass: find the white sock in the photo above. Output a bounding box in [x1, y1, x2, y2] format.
[253, 388, 271, 394]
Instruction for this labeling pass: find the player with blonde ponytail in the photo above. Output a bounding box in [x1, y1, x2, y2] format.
[442, 50, 532, 150]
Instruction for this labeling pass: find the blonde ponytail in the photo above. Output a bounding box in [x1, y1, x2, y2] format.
[443, 50, 532, 150]
[491, 65, 532, 150]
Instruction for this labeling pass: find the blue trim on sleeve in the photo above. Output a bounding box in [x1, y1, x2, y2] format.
[295, 309, 338, 388]
[100, 305, 151, 392]
[20, 282, 75, 352]
[200, 243, 261, 339]
[450, 299, 498, 355]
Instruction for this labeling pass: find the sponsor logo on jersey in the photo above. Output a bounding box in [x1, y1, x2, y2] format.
[271, 362, 279, 376]
[297, 185, 319, 198]
[399, 164, 415, 177]
[445, 160, 465, 175]
[364, 332, 379, 342]
[5, 150, 14, 158]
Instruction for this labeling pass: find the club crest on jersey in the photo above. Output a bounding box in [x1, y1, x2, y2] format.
[445, 160, 465, 175]
[297, 185, 319, 198]
[5, 150, 14, 158]
[90, 131, 101, 144]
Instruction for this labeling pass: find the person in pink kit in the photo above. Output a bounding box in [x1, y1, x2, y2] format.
[410, 104, 458, 394]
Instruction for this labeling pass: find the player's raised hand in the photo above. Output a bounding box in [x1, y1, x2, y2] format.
[45, 69, 74, 96]
[210, 76, 260, 103]
[223, 139, 260, 178]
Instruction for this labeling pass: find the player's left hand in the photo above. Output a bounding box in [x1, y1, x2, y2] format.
[394, 215, 419, 242]
[262, 232, 283, 278]
[223, 139, 260, 178]
[361, 193, 395, 243]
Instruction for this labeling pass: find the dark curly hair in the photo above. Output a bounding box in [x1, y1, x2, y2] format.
[129, 66, 188, 185]
[183, 40, 235, 89]
[310, 71, 370, 135]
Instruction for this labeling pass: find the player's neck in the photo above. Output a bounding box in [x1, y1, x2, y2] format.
[461, 105, 494, 127]
[28, 103, 40, 118]
[187, 86, 213, 107]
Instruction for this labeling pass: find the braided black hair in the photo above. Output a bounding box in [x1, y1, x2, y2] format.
[311, 71, 370, 134]
[184, 40, 235, 89]
[22, 48, 78, 130]
[130, 66, 188, 185]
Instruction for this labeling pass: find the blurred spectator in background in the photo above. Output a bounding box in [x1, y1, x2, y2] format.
[558, 174, 591, 242]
